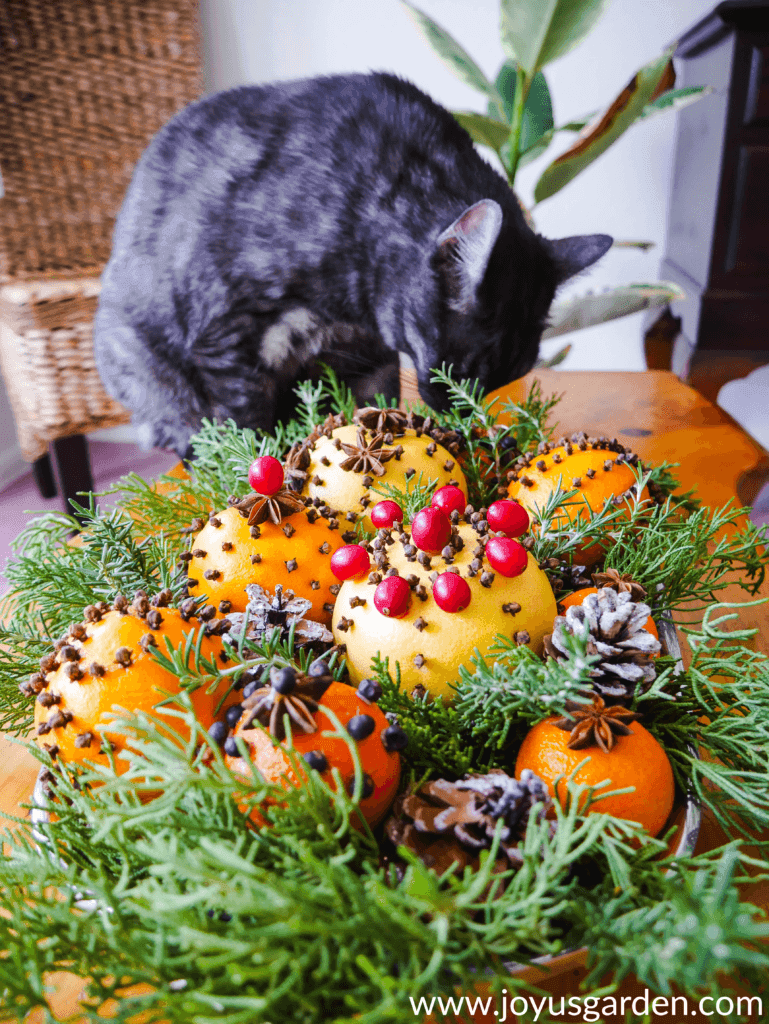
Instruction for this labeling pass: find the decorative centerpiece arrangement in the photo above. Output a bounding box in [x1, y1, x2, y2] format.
[1, 367, 768, 1022]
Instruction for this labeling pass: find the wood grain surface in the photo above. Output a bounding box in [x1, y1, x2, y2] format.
[3, 369, 768, 1022]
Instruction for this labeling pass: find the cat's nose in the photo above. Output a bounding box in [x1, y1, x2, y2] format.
[416, 376, 452, 413]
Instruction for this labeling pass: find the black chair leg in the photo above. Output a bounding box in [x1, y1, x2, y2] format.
[32, 453, 58, 499]
[51, 435, 94, 521]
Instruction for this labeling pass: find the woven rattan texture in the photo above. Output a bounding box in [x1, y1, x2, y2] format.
[0, 280, 130, 461]
[0, 0, 202, 281]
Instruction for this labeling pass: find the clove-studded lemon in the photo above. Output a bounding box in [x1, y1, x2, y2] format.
[186, 504, 349, 621]
[300, 408, 467, 529]
[332, 506, 556, 701]
[30, 592, 231, 770]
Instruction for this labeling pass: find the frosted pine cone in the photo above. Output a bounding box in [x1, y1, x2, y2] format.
[384, 769, 551, 875]
[544, 587, 661, 704]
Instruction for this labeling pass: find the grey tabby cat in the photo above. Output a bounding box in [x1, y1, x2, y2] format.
[94, 73, 611, 457]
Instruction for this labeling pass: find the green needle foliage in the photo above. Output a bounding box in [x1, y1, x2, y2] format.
[424, 364, 558, 506]
[2, 708, 764, 1024]
[1, 367, 769, 1021]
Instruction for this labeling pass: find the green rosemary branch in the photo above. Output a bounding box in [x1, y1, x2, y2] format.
[638, 602, 769, 837]
[424, 366, 558, 506]
[369, 472, 438, 523]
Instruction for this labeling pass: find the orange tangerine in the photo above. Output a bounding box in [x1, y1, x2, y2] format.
[226, 681, 401, 828]
[514, 715, 675, 837]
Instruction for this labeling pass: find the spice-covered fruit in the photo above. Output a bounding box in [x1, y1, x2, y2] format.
[303, 421, 466, 529]
[333, 515, 556, 700]
[225, 673, 402, 828]
[507, 435, 650, 565]
[186, 505, 347, 620]
[32, 595, 229, 770]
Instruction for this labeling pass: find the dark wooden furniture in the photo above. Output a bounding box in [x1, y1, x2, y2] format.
[658, 1, 769, 402]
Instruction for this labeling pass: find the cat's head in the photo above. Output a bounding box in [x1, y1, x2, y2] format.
[405, 198, 612, 411]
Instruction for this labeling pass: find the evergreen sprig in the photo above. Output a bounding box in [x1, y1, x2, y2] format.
[369, 473, 438, 524]
[574, 846, 769, 1003]
[637, 602, 769, 837]
[425, 365, 558, 506]
[5, 709, 758, 1024]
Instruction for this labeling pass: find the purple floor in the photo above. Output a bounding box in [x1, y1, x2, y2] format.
[0, 440, 177, 591]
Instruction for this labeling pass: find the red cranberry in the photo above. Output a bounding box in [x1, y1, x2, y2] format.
[370, 500, 403, 528]
[248, 455, 284, 495]
[373, 576, 411, 618]
[487, 499, 529, 538]
[432, 572, 471, 613]
[431, 485, 467, 517]
[410, 506, 451, 554]
[485, 536, 528, 577]
[330, 544, 370, 581]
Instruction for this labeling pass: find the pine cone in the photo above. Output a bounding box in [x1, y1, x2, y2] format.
[384, 769, 551, 875]
[544, 588, 661, 704]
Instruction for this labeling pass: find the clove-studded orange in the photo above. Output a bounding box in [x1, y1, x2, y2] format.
[186, 504, 349, 621]
[506, 434, 651, 566]
[31, 593, 231, 771]
[225, 674, 402, 828]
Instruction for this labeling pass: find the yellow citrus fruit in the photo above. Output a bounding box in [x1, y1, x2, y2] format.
[507, 437, 651, 566]
[333, 520, 556, 701]
[514, 715, 675, 837]
[226, 681, 401, 827]
[304, 424, 466, 529]
[186, 504, 347, 620]
[33, 602, 229, 771]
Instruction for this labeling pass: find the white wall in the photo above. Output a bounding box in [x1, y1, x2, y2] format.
[198, 0, 717, 371]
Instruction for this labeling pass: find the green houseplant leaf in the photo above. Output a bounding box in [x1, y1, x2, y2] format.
[541, 281, 686, 339]
[490, 59, 554, 150]
[639, 84, 712, 120]
[500, 0, 608, 77]
[401, 1, 499, 99]
[452, 111, 511, 154]
[534, 48, 676, 203]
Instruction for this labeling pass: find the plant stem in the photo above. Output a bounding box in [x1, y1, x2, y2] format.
[506, 63, 527, 187]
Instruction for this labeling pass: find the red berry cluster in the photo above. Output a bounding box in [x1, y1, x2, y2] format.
[354, 490, 533, 621]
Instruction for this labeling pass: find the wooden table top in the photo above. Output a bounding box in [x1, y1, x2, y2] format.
[4, 369, 769, 1022]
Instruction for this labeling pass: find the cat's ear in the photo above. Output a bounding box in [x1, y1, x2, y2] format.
[435, 199, 503, 312]
[548, 234, 613, 283]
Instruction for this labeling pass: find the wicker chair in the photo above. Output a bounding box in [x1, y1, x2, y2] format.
[0, 0, 202, 509]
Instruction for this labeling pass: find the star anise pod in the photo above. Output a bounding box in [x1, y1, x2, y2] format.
[354, 406, 408, 436]
[339, 428, 398, 476]
[283, 441, 313, 492]
[554, 696, 641, 753]
[591, 568, 647, 601]
[231, 488, 306, 525]
[319, 412, 347, 437]
[240, 663, 333, 740]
